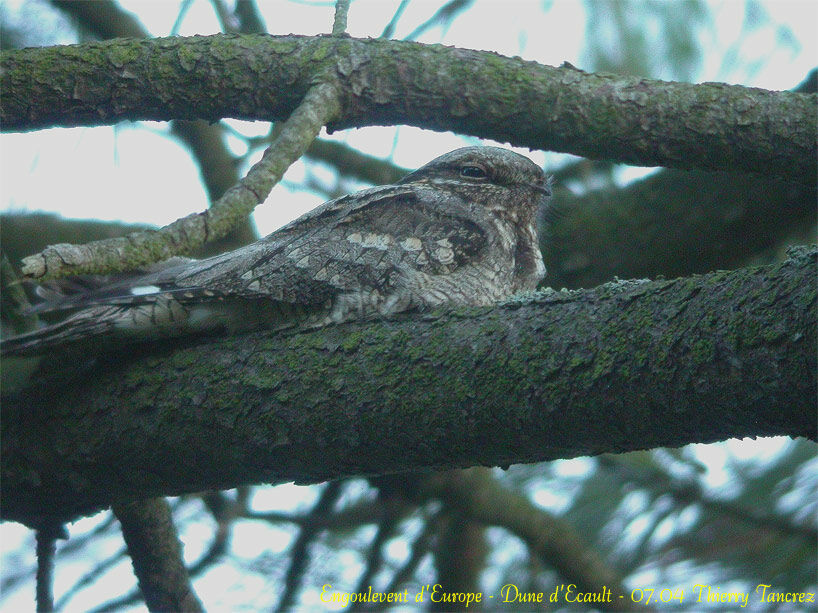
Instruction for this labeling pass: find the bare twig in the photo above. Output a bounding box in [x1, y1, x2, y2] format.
[57, 546, 128, 611]
[371, 510, 439, 610]
[35, 529, 56, 612]
[170, 0, 195, 36]
[380, 0, 410, 38]
[275, 481, 345, 612]
[20, 81, 341, 280]
[305, 140, 409, 185]
[404, 0, 474, 41]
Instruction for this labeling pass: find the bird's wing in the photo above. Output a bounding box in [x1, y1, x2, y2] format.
[3, 185, 490, 356]
[236, 184, 490, 299]
[19, 187, 403, 313]
[29, 184, 489, 315]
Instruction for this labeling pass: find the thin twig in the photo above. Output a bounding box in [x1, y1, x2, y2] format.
[21, 81, 341, 281]
[332, 0, 351, 35]
[404, 0, 473, 41]
[35, 524, 67, 613]
[380, 0, 410, 38]
[35, 530, 56, 612]
[275, 481, 345, 612]
[170, 0, 194, 36]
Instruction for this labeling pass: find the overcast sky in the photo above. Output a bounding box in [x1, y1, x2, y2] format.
[1, 2, 815, 610]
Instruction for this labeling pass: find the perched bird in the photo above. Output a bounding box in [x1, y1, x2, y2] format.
[1, 147, 550, 357]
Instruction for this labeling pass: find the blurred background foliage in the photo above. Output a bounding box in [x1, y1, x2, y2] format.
[0, 1, 815, 611]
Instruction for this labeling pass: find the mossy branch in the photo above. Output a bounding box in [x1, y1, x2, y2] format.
[331, 0, 351, 35]
[2, 35, 814, 182]
[2, 248, 814, 526]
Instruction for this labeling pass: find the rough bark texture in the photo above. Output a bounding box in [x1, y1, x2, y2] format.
[1, 35, 815, 181]
[113, 498, 203, 612]
[53, 0, 258, 253]
[2, 248, 814, 527]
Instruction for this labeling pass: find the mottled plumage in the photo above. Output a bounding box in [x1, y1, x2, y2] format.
[2, 147, 550, 356]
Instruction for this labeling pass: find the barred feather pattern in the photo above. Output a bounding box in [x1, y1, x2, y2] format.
[2, 147, 550, 356]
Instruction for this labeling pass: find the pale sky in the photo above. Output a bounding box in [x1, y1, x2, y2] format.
[1, 0, 815, 235]
[0, 2, 814, 610]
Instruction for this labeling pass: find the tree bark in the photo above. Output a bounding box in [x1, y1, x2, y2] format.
[113, 498, 203, 612]
[1, 35, 815, 181]
[2, 248, 814, 527]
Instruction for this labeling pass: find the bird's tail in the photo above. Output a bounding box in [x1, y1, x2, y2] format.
[1, 296, 315, 357]
[1, 307, 129, 357]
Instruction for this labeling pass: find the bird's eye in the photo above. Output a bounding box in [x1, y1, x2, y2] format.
[460, 165, 487, 179]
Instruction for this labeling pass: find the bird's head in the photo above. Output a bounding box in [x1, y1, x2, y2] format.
[397, 146, 551, 222]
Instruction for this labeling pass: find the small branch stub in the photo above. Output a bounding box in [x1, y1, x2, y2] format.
[332, 0, 351, 35]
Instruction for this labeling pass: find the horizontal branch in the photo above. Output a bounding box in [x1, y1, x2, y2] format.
[2, 248, 814, 526]
[1, 35, 815, 181]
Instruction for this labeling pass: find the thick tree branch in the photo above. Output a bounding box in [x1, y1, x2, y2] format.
[1, 35, 814, 182]
[2, 248, 814, 527]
